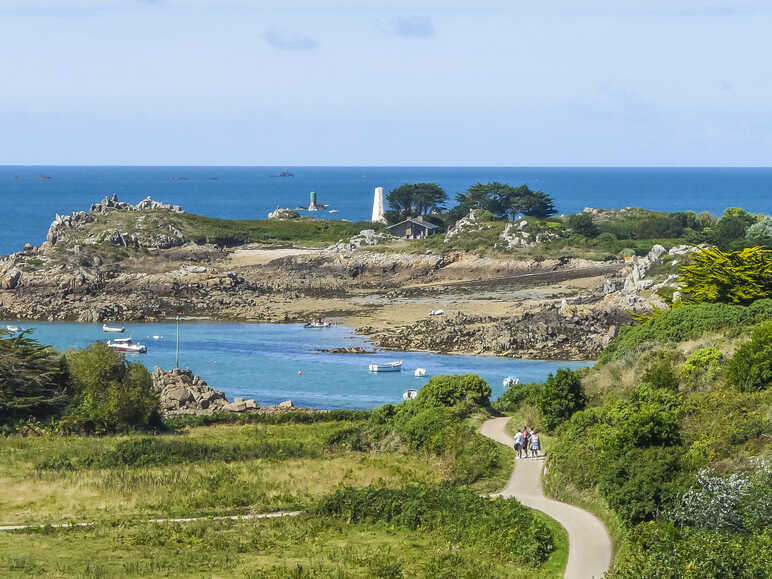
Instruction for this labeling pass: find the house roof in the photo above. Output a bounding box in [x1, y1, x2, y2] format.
[387, 218, 439, 230]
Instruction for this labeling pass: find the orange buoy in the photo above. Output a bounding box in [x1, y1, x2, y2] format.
[298, 370, 303, 375]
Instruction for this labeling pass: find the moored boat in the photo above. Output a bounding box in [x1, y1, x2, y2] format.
[6, 325, 20, 332]
[503, 376, 521, 387]
[403, 389, 418, 401]
[369, 361, 402, 373]
[304, 319, 332, 328]
[107, 338, 147, 354]
[103, 324, 125, 333]
[414, 368, 427, 377]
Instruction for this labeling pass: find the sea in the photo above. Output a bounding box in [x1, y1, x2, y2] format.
[0, 321, 590, 410]
[1, 166, 771, 256]
[1, 166, 770, 408]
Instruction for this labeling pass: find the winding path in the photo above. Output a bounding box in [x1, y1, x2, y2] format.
[480, 417, 611, 579]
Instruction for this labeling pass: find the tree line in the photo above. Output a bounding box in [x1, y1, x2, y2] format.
[385, 181, 557, 225]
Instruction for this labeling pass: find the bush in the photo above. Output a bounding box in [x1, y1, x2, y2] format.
[568, 213, 599, 238]
[492, 383, 542, 411]
[681, 347, 724, 387]
[414, 374, 491, 408]
[64, 343, 160, 433]
[600, 300, 772, 363]
[608, 521, 772, 578]
[728, 321, 772, 392]
[599, 446, 684, 525]
[538, 369, 587, 431]
[314, 484, 555, 566]
[679, 246, 772, 305]
[745, 216, 772, 248]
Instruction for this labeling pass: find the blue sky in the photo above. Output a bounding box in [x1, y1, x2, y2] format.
[1, 0, 770, 165]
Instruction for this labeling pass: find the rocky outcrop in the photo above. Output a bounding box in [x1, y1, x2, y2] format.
[366, 305, 629, 360]
[46, 195, 184, 248]
[326, 230, 394, 252]
[152, 367, 260, 414]
[267, 208, 300, 220]
[445, 210, 483, 242]
[497, 219, 559, 249]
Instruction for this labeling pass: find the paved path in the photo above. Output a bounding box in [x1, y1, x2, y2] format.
[0, 510, 301, 532]
[480, 417, 611, 579]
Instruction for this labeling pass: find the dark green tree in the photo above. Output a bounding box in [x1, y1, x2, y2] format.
[386, 183, 447, 222]
[0, 330, 70, 425]
[728, 321, 772, 392]
[568, 213, 599, 238]
[538, 369, 587, 430]
[455, 183, 556, 220]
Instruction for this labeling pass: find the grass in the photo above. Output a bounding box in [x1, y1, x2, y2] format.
[0, 512, 564, 578]
[0, 421, 444, 525]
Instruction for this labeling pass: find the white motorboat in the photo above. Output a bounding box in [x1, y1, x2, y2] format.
[103, 324, 125, 333]
[304, 320, 332, 328]
[414, 368, 427, 377]
[402, 389, 418, 401]
[107, 338, 147, 354]
[368, 361, 402, 373]
[6, 325, 19, 332]
[428, 309, 445, 316]
[503, 376, 521, 387]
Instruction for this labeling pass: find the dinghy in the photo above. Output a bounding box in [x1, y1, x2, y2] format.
[103, 324, 125, 333]
[368, 361, 402, 373]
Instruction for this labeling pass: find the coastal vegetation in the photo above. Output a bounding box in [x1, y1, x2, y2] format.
[497, 286, 771, 576]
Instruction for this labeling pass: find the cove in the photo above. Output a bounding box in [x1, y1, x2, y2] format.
[3, 321, 592, 410]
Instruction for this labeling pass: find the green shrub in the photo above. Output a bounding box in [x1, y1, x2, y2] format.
[681, 347, 724, 386]
[314, 484, 554, 566]
[728, 321, 772, 392]
[538, 369, 587, 431]
[568, 213, 599, 238]
[600, 300, 772, 363]
[608, 521, 772, 578]
[679, 246, 772, 305]
[492, 382, 542, 411]
[599, 446, 684, 525]
[414, 374, 491, 408]
[641, 356, 679, 391]
[64, 343, 160, 433]
[745, 216, 772, 248]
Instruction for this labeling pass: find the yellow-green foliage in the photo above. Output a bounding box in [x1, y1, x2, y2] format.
[679, 246, 772, 305]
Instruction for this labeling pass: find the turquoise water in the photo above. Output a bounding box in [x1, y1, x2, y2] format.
[2, 321, 591, 410]
[1, 166, 771, 255]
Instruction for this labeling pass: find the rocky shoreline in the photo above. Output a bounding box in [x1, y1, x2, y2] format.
[0, 197, 687, 360]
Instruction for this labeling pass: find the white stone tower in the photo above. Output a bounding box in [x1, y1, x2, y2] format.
[371, 186, 386, 223]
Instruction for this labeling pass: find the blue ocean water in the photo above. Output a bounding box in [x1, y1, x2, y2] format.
[1, 166, 771, 255]
[0, 321, 589, 410]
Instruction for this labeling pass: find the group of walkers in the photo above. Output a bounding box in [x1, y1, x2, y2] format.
[513, 426, 540, 458]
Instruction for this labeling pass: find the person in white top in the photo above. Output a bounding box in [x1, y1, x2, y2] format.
[513, 430, 525, 459]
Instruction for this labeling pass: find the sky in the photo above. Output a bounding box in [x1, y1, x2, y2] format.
[0, 0, 771, 165]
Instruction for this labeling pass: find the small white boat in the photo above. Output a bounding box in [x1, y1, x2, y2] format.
[107, 338, 147, 354]
[103, 324, 125, 333]
[402, 389, 418, 401]
[6, 325, 19, 332]
[428, 309, 445, 316]
[304, 320, 332, 328]
[369, 361, 402, 373]
[503, 376, 521, 387]
[414, 368, 427, 377]
[152, 335, 163, 340]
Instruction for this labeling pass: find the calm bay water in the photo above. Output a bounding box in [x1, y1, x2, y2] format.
[1, 166, 771, 255]
[2, 321, 590, 410]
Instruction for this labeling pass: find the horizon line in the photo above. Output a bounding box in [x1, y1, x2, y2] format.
[2, 163, 772, 169]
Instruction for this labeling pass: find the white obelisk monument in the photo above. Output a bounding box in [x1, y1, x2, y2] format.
[371, 186, 386, 223]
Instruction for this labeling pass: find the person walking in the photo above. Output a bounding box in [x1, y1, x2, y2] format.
[522, 427, 530, 459]
[513, 429, 525, 459]
[530, 430, 541, 458]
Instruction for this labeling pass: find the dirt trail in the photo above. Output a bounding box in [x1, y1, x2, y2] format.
[480, 417, 611, 579]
